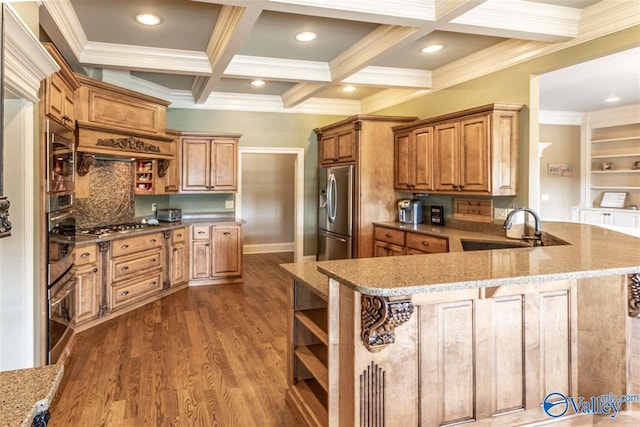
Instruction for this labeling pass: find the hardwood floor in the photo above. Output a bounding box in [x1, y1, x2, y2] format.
[50, 252, 304, 427]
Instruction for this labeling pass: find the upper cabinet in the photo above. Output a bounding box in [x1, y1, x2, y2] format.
[42, 43, 80, 131]
[393, 104, 522, 196]
[319, 126, 356, 165]
[180, 133, 241, 193]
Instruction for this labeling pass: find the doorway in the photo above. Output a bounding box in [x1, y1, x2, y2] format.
[237, 147, 305, 262]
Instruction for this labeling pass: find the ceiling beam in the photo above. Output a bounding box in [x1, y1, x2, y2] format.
[342, 66, 431, 88]
[224, 55, 331, 82]
[192, 4, 264, 104]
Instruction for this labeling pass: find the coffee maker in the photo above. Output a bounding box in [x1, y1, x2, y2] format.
[398, 199, 423, 224]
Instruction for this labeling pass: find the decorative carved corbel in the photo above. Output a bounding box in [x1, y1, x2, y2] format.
[354, 120, 362, 131]
[0, 196, 11, 238]
[157, 159, 170, 178]
[629, 273, 640, 317]
[76, 152, 94, 176]
[361, 295, 414, 352]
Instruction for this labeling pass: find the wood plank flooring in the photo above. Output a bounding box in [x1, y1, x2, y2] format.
[50, 252, 304, 427]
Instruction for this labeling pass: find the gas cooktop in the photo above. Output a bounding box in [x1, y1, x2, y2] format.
[77, 222, 159, 237]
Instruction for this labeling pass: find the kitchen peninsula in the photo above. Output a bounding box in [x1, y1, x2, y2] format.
[282, 221, 640, 426]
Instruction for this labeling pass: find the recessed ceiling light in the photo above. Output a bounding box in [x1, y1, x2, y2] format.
[421, 44, 443, 53]
[295, 31, 317, 42]
[342, 86, 357, 93]
[136, 14, 161, 26]
[605, 96, 621, 102]
[251, 80, 266, 87]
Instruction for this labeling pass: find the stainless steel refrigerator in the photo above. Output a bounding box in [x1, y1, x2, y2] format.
[317, 165, 354, 260]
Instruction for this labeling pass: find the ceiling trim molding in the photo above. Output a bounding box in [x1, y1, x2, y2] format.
[360, 87, 430, 113]
[224, 55, 331, 82]
[40, 0, 88, 60]
[192, 4, 264, 103]
[449, 0, 580, 41]
[4, 4, 59, 102]
[538, 110, 583, 126]
[342, 66, 432, 88]
[577, 0, 640, 40]
[281, 81, 328, 108]
[80, 42, 212, 75]
[584, 104, 640, 128]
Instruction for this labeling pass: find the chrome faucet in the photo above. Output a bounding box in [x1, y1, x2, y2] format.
[503, 207, 544, 246]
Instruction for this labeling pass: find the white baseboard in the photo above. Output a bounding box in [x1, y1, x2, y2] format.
[243, 242, 294, 254]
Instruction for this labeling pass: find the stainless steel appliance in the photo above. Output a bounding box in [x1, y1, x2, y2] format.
[47, 192, 75, 363]
[398, 199, 423, 224]
[157, 208, 182, 222]
[76, 221, 159, 238]
[318, 165, 354, 260]
[46, 121, 75, 194]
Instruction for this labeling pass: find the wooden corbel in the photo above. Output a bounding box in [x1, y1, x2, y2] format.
[361, 295, 414, 352]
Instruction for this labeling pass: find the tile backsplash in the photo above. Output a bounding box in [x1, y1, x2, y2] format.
[75, 160, 135, 227]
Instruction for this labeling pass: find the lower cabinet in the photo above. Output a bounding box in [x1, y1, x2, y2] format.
[170, 227, 189, 287]
[373, 225, 449, 257]
[190, 224, 243, 284]
[579, 208, 640, 229]
[75, 244, 100, 325]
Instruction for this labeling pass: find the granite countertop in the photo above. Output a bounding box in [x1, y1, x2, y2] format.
[280, 261, 329, 300]
[315, 221, 640, 296]
[76, 216, 245, 245]
[0, 365, 64, 427]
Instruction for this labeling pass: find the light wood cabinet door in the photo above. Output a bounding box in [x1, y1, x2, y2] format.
[63, 87, 75, 130]
[182, 138, 211, 191]
[434, 122, 460, 191]
[211, 139, 237, 191]
[460, 116, 490, 192]
[212, 226, 243, 277]
[337, 131, 356, 163]
[394, 133, 413, 190]
[75, 264, 100, 324]
[171, 242, 188, 286]
[320, 130, 356, 165]
[320, 135, 337, 164]
[191, 240, 211, 279]
[46, 73, 74, 129]
[374, 240, 405, 257]
[413, 127, 434, 191]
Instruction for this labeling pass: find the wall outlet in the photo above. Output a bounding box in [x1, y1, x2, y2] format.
[494, 208, 508, 220]
[541, 193, 550, 201]
[225, 200, 234, 209]
[151, 203, 158, 212]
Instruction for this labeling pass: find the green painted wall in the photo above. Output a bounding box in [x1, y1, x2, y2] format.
[375, 26, 640, 217]
[163, 110, 344, 256]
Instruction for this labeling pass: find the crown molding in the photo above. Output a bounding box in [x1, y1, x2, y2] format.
[224, 55, 331, 82]
[281, 81, 328, 108]
[538, 110, 583, 126]
[577, 0, 640, 40]
[360, 87, 431, 113]
[4, 4, 59, 102]
[342, 66, 431, 88]
[80, 42, 212, 75]
[40, 0, 88, 60]
[447, 0, 580, 42]
[584, 104, 640, 128]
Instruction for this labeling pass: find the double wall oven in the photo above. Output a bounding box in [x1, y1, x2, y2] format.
[46, 120, 76, 363]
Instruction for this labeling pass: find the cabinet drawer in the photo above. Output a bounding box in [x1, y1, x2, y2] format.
[374, 227, 405, 246]
[110, 271, 162, 311]
[192, 226, 210, 240]
[112, 232, 163, 257]
[406, 232, 448, 253]
[76, 244, 97, 266]
[111, 248, 163, 282]
[172, 227, 187, 243]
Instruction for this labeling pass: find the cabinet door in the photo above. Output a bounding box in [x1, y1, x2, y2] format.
[459, 116, 490, 192]
[579, 210, 608, 225]
[212, 226, 242, 277]
[374, 241, 405, 257]
[320, 134, 337, 165]
[191, 240, 211, 279]
[171, 242, 188, 286]
[413, 127, 434, 191]
[63, 87, 75, 130]
[182, 138, 211, 191]
[610, 211, 640, 228]
[434, 122, 460, 191]
[76, 264, 100, 324]
[394, 133, 414, 190]
[211, 139, 237, 191]
[336, 131, 356, 163]
[46, 73, 66, 125]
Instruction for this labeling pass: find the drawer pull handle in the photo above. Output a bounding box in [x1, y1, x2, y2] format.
[177, 234, 182, 238]
[121, 244, 129, 250]
[223, 232, 231, 236]
[205, 243, 210, 247]
[198, 231, 205, 234]
[121, 266, 129, 271]
[81, 252, 90, 258]
[385, 233, 392, 238]
[149, 239, 157, 243]
[150, 259, 156, 263]
[92, 268, 98, 273]
[421, 241, 430, 247]
[150, 281, 156, 287]
[173, 248, 178, 252]
[121, 291, 129, 297]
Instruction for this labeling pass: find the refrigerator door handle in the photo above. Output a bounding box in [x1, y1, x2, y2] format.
[325, 234, 347, 243]
[329, 174, 338, 223]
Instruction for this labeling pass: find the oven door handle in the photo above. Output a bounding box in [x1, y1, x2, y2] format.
[49, 209, 75, 226]
[50, 276, 75, 306]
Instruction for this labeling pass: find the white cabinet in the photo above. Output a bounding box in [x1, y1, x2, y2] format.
[579, 208, 640, 229]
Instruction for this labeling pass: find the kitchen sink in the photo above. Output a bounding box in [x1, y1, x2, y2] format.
[460, 239, 532, 251]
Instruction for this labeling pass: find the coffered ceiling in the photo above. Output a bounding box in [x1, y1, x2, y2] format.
[40, 0, 638, 115]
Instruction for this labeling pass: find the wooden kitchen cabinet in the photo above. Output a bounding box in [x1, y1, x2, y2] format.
[169, 228, 189, 287]
[319, 127, 356, 165]
[75, 244, 100, 325]
[373, 225, 449, 257]
[181, 133, 241, 193]
[393, 104, 521, 196]
[42, 43, 80, 131]
[374, 241, 405, 257]
[190, 223, 243, 284]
